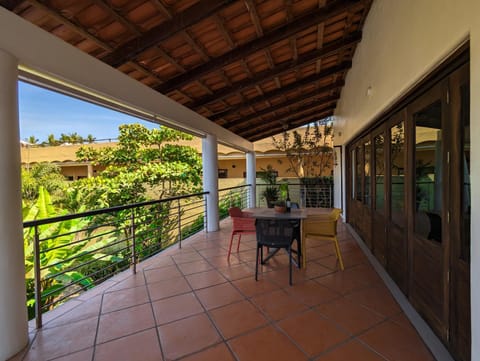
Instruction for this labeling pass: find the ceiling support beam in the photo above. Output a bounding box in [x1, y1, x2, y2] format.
[225, 93, 339, 129]
[102, 0, 235, 67]
[209, 76, 344, 121]
[246, 110, 334, 141]
[185, 33, 359, 108]
[157, 0, 363, 93]
[237, 102, 336, 136]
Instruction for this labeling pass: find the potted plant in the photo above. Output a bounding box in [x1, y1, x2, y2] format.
[259, 165, 279, 208]
[263, 186, 279, 208]
[274, 199, 287, 213]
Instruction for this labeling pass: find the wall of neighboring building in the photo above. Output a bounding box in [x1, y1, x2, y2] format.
[333, 0, 479, 358]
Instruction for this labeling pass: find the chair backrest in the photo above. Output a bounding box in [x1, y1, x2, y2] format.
[228, 207, 243, 217]
[330, 208, 342, 221]
[255, 219, 298, 247]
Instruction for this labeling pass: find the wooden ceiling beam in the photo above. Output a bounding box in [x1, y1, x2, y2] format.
[224, 92, 338, 129]
[157, 0, 364, 93]
[245, 0, 263, 37]
[213, 13, 236, 48]
[235, 101, 336, 135]
[91, 0, 141, 36]
[0, 0, 24, 11]
[180, 32, 360, 107]
[209, 73, 345, 121]
[246, 110, 334, 141]
[102, 0, 235, 67]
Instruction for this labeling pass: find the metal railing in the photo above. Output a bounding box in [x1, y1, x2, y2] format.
[23, 185, 252, 328]
[23, 191, 208, 328]
[218, 184, 251, 219]
[255, 182, 333, 208]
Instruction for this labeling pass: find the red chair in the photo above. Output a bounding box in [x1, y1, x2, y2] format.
[227, 207, 256, 260]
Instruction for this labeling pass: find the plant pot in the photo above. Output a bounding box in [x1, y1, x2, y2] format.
[274, 205, 287, 213]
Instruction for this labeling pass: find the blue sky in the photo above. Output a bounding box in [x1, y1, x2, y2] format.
[18, 81, 157, 142]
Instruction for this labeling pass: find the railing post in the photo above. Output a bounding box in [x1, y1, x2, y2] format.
[130, 210, 137, 274]
[177, 199, 182, 248]
[33, 225, 42, 329]
[204, 194, 208, 233]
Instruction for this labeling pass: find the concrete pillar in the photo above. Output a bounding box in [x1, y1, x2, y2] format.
[0, 49, 28, 360]
[87, 163, 93, 178]
[246, 151, 256, 208]
[202, 134, 219, 232]
[333, 146, 343, 210]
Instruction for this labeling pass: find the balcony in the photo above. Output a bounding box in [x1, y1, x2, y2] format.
[14, 215, 434, 361]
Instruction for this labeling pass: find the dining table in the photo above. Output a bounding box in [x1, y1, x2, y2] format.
[244, 207, 331, 268]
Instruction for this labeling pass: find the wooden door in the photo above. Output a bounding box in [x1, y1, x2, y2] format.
[372, 128, 387, 266]
[408, 81, 448, 339]
[448, 63, 470, 361]
[387, 114, 408, 293]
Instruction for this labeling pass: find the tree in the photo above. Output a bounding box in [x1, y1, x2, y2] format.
[26, 136, 39, 145]
[46, 134, 59, 146]
[72, 123, 202, 210]
[22, 163, 67, 206]
[271, 121, 334, 178]
[86, 134, 96, 143]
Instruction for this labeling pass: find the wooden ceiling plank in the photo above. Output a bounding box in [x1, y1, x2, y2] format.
[102, 0, 235, 67]
[209, 74, 345, 121]
[187, 32, 360, 108]
[245, 0, 263, 37]
[234, 101, 336, 135]
[157, 0, 364, 93]
[155, 46, 186, 73]
[150, 0, 173, 19]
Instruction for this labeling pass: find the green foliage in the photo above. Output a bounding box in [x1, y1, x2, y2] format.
[23, 187, 122, 319]
[22, 163, 67, 206]
[73, 124, 202, 210]
[272, 121, 334, 177]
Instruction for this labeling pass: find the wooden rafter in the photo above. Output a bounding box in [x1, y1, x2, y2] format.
[102, 0, 235, 67]
[209, 75, 345, 121]
[246, 110, 334, 141]
[213, 13, 236, 48]
[186, 32, 360, 109]
[0, 0, 23, 11]
[224, 93, 339, 129]
[235, 101, 336, 135]
[91, 0, 141, 36]
[245, 0, 263, 37]
[157, 0, 363, 93]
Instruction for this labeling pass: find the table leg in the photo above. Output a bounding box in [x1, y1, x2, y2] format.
[301, 220, 306, 268]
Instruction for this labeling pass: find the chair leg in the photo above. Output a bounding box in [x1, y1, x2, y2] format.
[227, 232, 236, 261]
[333, 236, 345, 270]
[236, 234, 242, 252]
[255, 245, 260, 281]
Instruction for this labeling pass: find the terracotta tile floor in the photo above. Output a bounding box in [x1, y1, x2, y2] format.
[13, 219, 436, 361]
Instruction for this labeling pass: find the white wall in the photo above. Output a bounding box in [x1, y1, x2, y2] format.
[334, 0, 480, 358]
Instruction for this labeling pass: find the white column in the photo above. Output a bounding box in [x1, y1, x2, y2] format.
[87, 163, 93, 178]
[246, 151, 256, 208]
[333, 146, 343, 210]
[202, 134, 219, 232]
[0, 49, 28, 360]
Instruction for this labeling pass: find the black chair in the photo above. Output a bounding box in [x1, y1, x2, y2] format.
[255, 219, 300, 285]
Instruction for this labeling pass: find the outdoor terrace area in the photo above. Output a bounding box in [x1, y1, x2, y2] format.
[12, 218, 434, 361]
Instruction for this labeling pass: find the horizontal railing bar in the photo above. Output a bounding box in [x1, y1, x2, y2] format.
[24, 191, 209, 227]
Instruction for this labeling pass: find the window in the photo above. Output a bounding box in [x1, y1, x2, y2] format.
[364, 140, 371, 206]
[218, 169, 228, 178]
[390, 121, 405, 225]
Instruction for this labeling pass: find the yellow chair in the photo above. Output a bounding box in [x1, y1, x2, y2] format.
[303, 208, 344, 270]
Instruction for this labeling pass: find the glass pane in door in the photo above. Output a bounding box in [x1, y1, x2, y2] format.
[414, 100, 443, 242]
[364, 141, 371, 206]
[374, 134, 385, 211]
[461, 84, 471, 261]
[391, 122, 405, 225]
